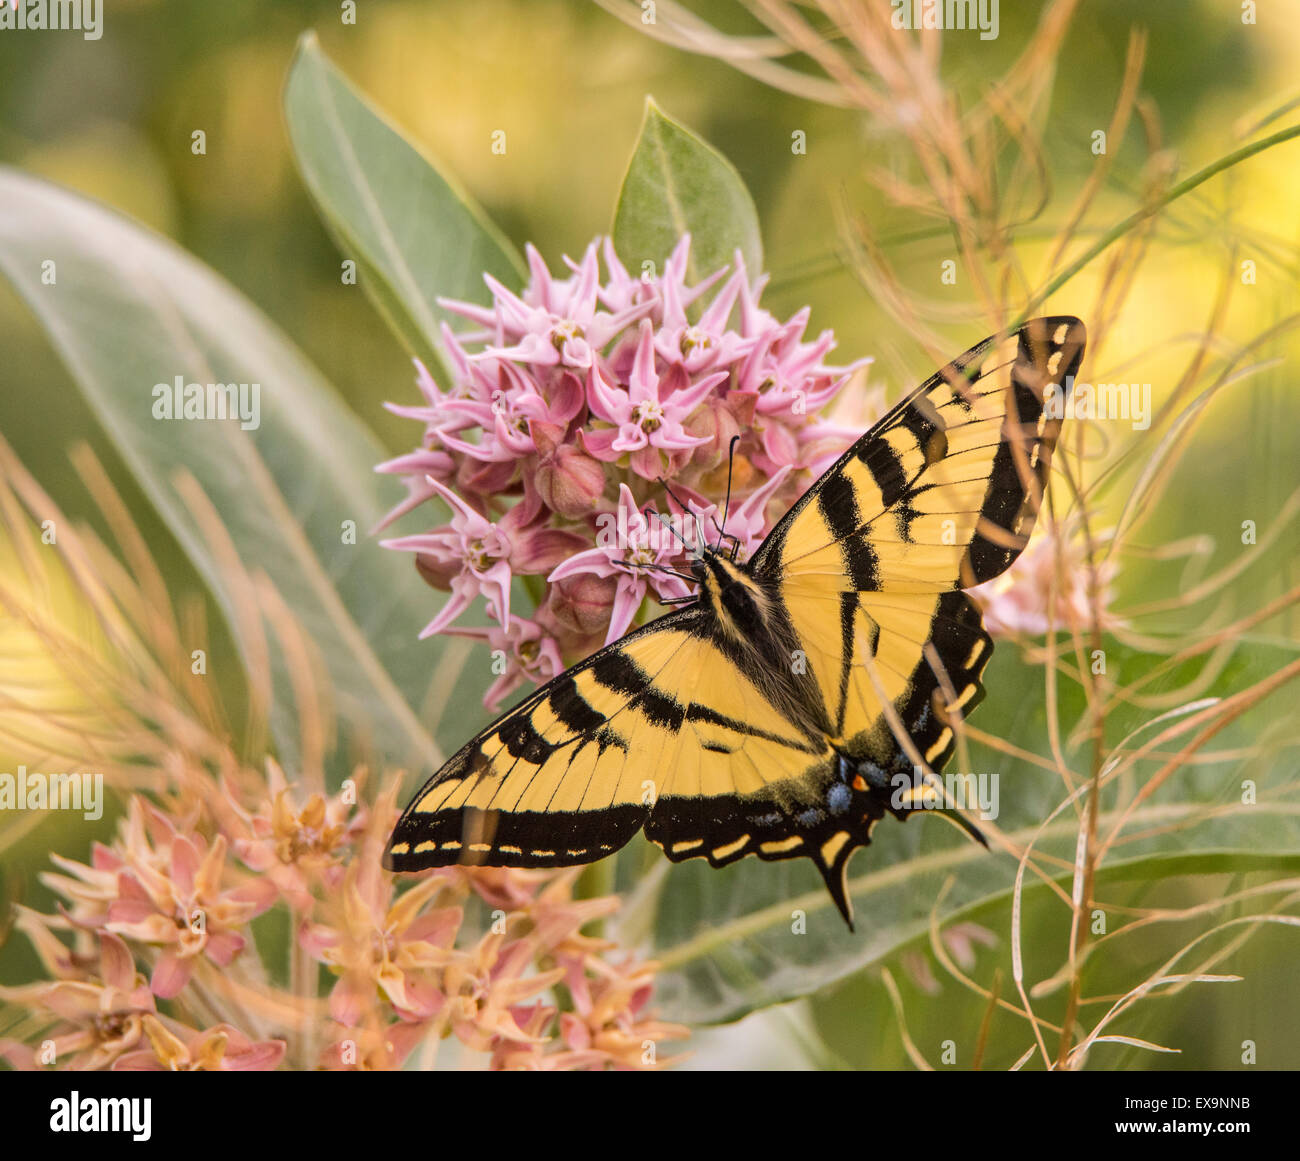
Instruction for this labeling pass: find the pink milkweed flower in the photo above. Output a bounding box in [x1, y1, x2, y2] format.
[381, 477, 517, 636]
[0, 918, 156, 1072]
[444, 615, 565, 712]
[40, 843, 127, 930]
[970, 522, 1123, 637]
[41, 800, 276, 1000]
[459, 865, 557, 912]
[653, 256, 753, 376]
[380, 232, 872, 706]
[655, 233, 733, 318]
[213, 761, 366, 912]
[554, 954, 689, 1070]
[744, 310, 848, 416]
[106, 823, 275, 999]
[441, 937, 567, 1053]
[447, 241, 655, 371]
[372, 449, 457, 534]
[592, 237, 649, 314]
[319, 1018, 430, 1071]
[548, 484, 693, 643]
[384, 354, 483, 442]
[300, 867, 461, 1025]
[388, 485, 588, 636]
[732, 304, 871, 475]
[439, 360, 585, 463]
[113, 1015, 285, 1071]
[583, 319, 722, 479]
[489, 1002, 575, 1070]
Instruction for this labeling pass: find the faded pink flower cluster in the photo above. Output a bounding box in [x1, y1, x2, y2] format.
[970, 521, 1123, 637]
[377, 236, 869, 708]
[0, 778, 685, 1072]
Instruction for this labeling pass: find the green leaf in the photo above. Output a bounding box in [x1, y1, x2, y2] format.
[628, 637, 1300, 1025]
[284, 33, 526, 378]
[613, 98, 762, 285]
[0, 167, 489, 784]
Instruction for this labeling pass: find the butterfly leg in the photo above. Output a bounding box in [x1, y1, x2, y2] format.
[718, 532, 743, 561]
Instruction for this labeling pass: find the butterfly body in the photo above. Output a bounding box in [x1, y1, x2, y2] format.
[688, 552, 827, 735]
[385, 317, 1087, 928]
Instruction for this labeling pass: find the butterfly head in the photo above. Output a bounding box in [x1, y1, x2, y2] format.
[689, 550, 774, 640]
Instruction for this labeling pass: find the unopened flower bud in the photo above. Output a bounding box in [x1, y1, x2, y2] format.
[534, 443, 607, 519]
[546, 572, 617, 637]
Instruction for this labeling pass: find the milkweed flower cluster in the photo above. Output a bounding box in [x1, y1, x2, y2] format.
[0, 777, 685, 1072]
[377, 235, 870, 708]
[970, 520, 1123, 637]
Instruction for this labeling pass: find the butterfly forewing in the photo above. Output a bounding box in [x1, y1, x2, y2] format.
[751, 315, 1087, 592]
[385, 612, 705, 869]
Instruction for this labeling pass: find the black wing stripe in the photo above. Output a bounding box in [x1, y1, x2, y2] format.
[591, 650, 687, 730]
[684, 702, 823, 753]
[816, 471, 879, 589]
[895, 391, 950, 464]
[857, 440, 909, 508]
[431, 614, 701, 818]
[547, 674, 606, 734]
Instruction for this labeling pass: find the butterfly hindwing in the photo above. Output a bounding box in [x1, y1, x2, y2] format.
[642, 585, 996, 926]
[644, 639, 857, 915]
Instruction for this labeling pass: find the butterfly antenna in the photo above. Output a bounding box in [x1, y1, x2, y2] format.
[716, 435, 742, 549]
[656, 478, 692, 517]
[613, 558, 696, 585]
[643, 506, 688, 549]
[645, 563, 698, 584]
[656, 478, 707, 559]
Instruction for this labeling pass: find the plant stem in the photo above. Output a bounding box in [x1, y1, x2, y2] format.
[1055, 506, 1108, 1068]
[1019, 123, 1300, 321]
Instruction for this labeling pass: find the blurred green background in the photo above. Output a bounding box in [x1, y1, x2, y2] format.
[1, 0, 1298, 1069]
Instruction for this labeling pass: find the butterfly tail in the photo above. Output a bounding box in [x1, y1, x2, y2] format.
[812, 837, 860, 931]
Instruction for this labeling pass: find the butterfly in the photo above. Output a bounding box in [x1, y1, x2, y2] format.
[385, 316, 1086, 928]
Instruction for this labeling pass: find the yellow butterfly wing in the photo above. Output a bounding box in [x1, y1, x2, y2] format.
[385, 612, 705, 870]
[758, 316, 1087, 765]
[386, 611, 834, 872]
[647, 317, 1086, 921]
